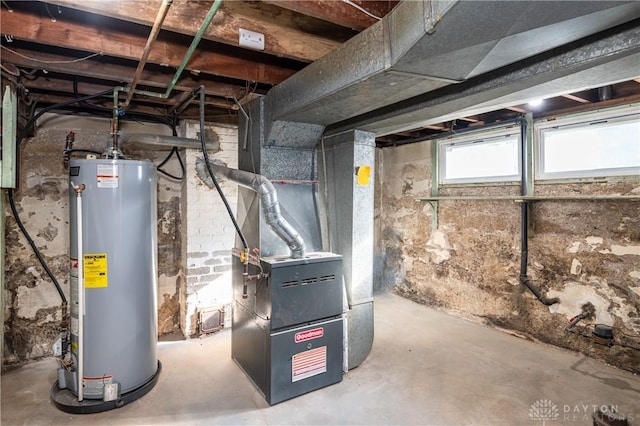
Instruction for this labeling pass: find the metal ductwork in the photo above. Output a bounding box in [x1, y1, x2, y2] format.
[118, 133, 218, 151]
[269, 0, 640, 130]
[235, 0, 640, 374]
[211, 164, 306, 259]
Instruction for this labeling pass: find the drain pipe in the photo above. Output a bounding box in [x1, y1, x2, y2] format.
[518, 117, 559, 306]
[211, 164, 306, 259]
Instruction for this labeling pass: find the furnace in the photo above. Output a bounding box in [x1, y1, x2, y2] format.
[231, 252, 344, 404]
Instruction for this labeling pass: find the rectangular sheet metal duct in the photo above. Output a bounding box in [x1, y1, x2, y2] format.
[269, 1, 640, 131]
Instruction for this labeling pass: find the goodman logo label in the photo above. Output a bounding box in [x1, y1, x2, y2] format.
[295, 328, 324, 343]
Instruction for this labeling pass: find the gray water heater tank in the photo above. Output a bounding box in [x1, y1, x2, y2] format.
[66, 158, 158, 399]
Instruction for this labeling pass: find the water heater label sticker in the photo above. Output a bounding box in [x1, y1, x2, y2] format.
[96, 164, 119, 188]
[84, 253, 108, 288]
[83, 375, 113, 394]
[292, 346, 327, 382]
[70, 258, 78, 278]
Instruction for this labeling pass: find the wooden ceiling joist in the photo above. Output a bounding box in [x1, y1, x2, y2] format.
[505, 106, 527, 113]
[457, 116, 481, 123]
[21, 76, 236, 110]
[1, 47, 262, 99]
[561, 93, 590, 103]
[1, 7, 298, 85]
[263, 1, 398, 31]
[44, 0, 353, 62]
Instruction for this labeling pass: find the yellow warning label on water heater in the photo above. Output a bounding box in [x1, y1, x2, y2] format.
[84, 253, 108, 288]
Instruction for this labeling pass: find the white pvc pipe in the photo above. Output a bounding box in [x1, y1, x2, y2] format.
[75, 186, 85, 402]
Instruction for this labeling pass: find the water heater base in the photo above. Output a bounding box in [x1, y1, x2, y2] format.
[50, 361, 161, 414]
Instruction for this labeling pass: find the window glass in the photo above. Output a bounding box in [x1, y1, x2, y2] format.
[439, 129, 521, 184]
[537, 110, 640, 179]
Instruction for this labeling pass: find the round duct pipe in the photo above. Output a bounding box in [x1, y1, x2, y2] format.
[119, 133, 220, 151]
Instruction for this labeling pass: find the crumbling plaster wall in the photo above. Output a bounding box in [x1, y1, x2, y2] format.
[3, 114, 183, 364]
[377, 141, 640, 373]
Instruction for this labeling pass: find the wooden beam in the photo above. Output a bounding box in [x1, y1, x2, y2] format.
[1, 8, 298, 85]
[422, 125, 449, 131]
[263, 1, 398, 31]
[22, 77, 236, 110]
[561, 93, 590, 103]
[633, 78, 640, 84]
[20, 93, 237, 124]
[457, 116, 481, 123]
[45, 0, 352, 62]
[534, 93, 640, 119]
[505, 106, 527, 113]
[1, 47, 262, 99]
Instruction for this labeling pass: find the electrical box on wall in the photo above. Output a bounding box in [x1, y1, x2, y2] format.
[1, 85, 17, 189]
[239, 28, 265, 51]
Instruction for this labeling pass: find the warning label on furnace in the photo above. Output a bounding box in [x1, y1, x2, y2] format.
[97, 164, 119, 188]
[292, 346, 327, 382]
[84, 253, 108, 288]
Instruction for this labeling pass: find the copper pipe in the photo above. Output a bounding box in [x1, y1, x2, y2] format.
[124, 0, 173, 106]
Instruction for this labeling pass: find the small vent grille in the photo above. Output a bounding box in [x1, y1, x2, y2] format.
[319, 275, 335, 282]
[282, 275, 335, 288]
[199, 307, 224, 335]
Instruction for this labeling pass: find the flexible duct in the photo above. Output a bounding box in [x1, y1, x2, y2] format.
[211, 164, 306, 259]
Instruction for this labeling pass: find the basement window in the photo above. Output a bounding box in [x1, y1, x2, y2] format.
[536, 106, 640, 180]
[438, 127, 521, 185]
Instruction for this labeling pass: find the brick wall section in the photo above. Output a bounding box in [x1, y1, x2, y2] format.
[181, 122, 238, 336]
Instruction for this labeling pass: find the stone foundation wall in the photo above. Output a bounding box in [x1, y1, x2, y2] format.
[377, 141, 640, 373]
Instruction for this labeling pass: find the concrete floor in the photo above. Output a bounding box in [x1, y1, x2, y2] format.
[2, 293, 639, 425]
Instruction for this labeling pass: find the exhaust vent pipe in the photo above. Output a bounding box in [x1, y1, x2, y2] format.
[118, 133, 219, 151]
[211, 164, 306, 259]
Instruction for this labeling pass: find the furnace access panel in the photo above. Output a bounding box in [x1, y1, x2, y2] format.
[231, 253, 343, 405]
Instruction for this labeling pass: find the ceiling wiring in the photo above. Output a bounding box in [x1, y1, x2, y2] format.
[342, 0, 382, 20]
[1, 45, 103, 64]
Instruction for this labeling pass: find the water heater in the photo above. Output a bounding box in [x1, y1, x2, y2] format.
[52, 158, 160, 413]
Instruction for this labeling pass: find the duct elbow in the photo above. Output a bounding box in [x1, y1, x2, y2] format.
[263, 204, 306, 259]
[210, 163, 306, 259]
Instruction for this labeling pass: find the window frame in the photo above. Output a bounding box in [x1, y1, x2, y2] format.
[437, 126, 522, 186]
[535, 105, 640, 182]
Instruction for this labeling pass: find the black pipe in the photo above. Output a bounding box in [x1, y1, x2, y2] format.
[518, 117, 559, 306]
[8, 88, 113, 305]
[66, 149, 103, 156]
[196, 85, 249, 250]
[156, 147, 185, 180]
